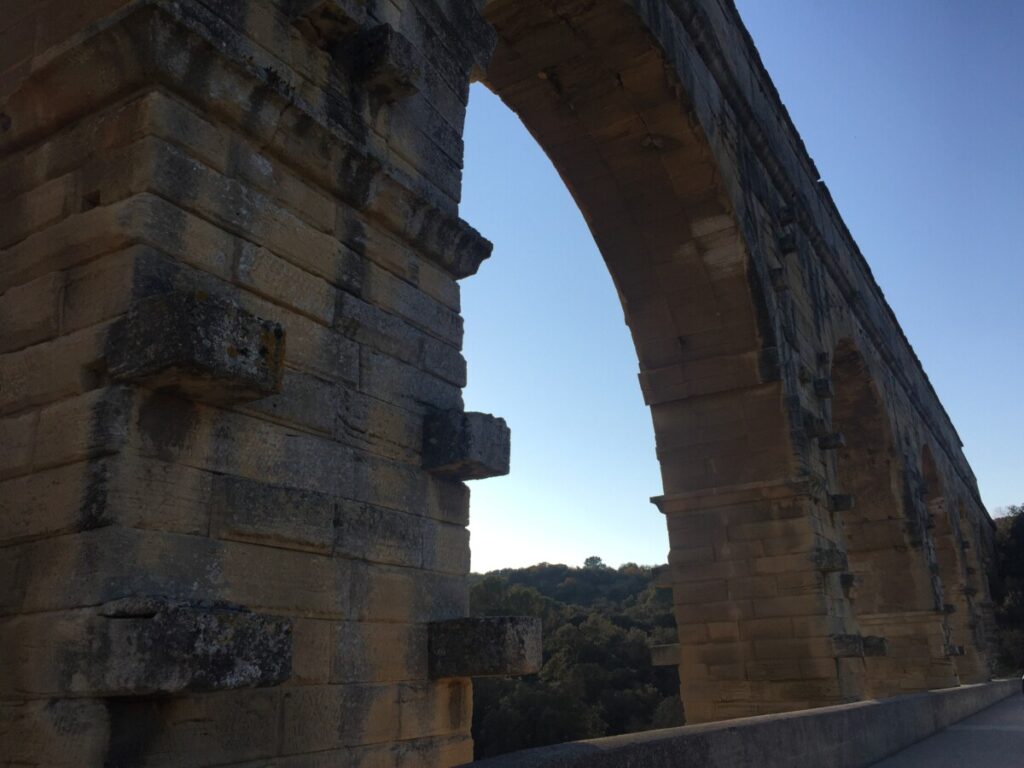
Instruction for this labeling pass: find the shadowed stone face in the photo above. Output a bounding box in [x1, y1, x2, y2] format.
[0, 0, 997, 763]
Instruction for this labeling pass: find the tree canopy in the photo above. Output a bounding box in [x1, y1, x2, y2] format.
[469, 561, 682, 759]
[994, 503, 1024, 671]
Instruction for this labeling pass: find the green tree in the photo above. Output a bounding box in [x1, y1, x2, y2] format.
[468, 561, 683, 759]
[995, 504, 1024, 671]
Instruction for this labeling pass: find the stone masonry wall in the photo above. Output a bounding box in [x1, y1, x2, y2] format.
[0, 0, 999, 764]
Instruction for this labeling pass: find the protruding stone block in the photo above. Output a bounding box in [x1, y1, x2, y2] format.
[99, 598, 292, 694]
[863, 636, 888, 657]
[354, 24, 423, 103]
[831, 634, 865, 658]
[2, 598, 292, 696]
[651, 643, 680, 667]
[813, 377, 834, 399]
[428, 617, 541, 678]
[291, 0, 366, 46]
[423, 411, 510, 480]
[777, 232, 797, 255]
[818, 432, 846, 450]
[107, 292, 285, 404]
[829, 494, 855, 512]
[812, 545, 849, 573]
[802, 410, 827, 438]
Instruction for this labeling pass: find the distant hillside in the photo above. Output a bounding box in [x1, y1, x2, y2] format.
[469, 559, 683, 759]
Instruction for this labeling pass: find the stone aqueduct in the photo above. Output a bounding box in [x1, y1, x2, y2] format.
[0, 0, 999, 765]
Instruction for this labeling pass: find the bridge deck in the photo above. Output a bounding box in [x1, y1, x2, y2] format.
[871, 692, 1024, 768]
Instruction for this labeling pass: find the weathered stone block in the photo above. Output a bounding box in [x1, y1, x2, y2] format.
[812, 545, 849, 573]
[291, 0, 366, 46]
[1, 598, 291, 696]
[428, 617, 541, 678]
[211, 474, 335, 554]
[0, 699, 110, 767]
[330, 621, 428, 683]
[353, 24, 423, 103]
[0, 271, 63, 353]
[813, 377, 834, 399]
[335, 501, 424, 568]
[817, 432, 846, 450]
[422, 410, 510, 480]
[864, 636, 889, 657]
[831, 634, 865, 658]
[828, 494, 855, 512]
[107, 291, 285, 403]
[96, 597, 291, 694]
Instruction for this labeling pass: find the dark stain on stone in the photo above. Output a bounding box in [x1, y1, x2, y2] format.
[104, 699, 163, 768]
[447, 680, 463, 730]
[137, 392, 198, 464]
[78, 459, 113, 531]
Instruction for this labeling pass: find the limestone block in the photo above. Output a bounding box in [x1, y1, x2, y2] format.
[107, 291, 285, 404]
[651, 643, 681, 667]
[281, 684, 400, 753]
[0, 699, 110, 768]
[1, 598, 291, 696]
[817, 432, 846, 450]
[864, 636, 889, 657]
[812, 545, 849, 573]
[349, 562, 468, 623]
[422, 520, 471, 575]
[353, 24, 423, 103]
[291, 0, 366, 46]
[330, 621, 428, 683]
[335, 500, 425, 568]
[399, 680, 472, 739]
[211, 474, 335, 554]
[0, 271, 63, 353]
[831, 634, 865, 658]
[428, 617, 541, 678]
[422, 410, 510, 480]
[813, 377, 834, 399]
[106, 689, 282, 767]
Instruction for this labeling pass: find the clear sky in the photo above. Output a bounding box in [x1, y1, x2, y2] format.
[459, 2, 1024, 573]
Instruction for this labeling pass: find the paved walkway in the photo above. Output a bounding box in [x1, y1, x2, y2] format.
[872, 693, 1024, 767]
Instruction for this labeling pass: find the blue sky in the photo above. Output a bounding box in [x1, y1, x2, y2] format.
[459, 2, 1024, 573]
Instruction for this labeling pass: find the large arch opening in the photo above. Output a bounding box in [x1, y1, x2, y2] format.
[829, 339, 958, 695]
[465, 0, 865, 725]
[920, 446, 988, 682]
[459, 80, 685, 757]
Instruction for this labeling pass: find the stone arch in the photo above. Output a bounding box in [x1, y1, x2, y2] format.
[828, 339, 958, 695]
[920, 447, 989, 682]
[480, 0, 866, 723]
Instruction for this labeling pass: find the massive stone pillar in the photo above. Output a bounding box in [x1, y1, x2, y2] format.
[0, 1, 537, 765]
[828, 340, 958, 695]
[919, 447, 990, 683]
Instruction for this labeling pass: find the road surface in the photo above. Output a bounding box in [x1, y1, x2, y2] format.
[872, 692, 1024, 767]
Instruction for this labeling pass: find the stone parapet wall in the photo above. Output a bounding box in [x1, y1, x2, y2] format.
[464, 679, 1020, 768]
